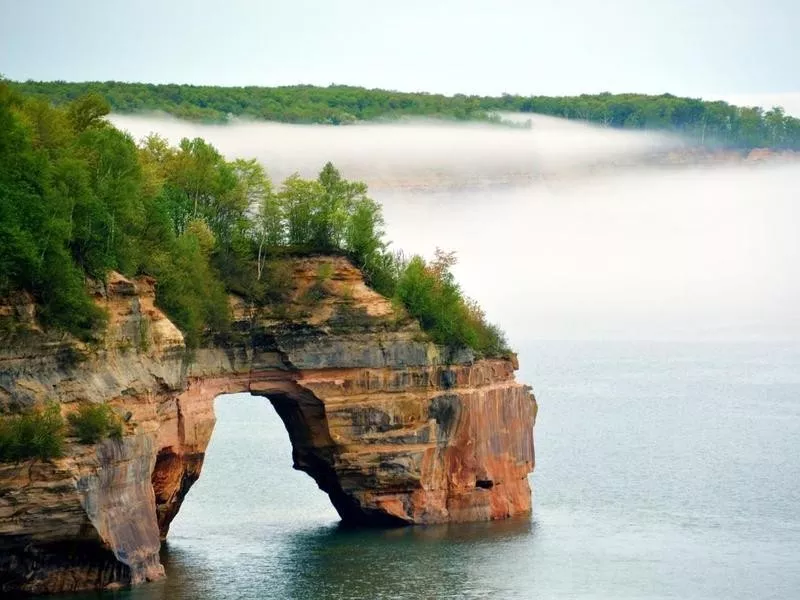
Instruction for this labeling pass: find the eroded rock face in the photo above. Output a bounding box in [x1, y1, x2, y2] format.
[0, 257, 536, 594]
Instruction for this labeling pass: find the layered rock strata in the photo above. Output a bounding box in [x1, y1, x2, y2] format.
[0, 257, 536, 594]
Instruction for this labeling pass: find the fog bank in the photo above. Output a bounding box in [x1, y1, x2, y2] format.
[111, 114, 682, 188]
[111, 114, 800, 343]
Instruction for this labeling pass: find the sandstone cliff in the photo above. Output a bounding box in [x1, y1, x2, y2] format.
[0, 257, 536, 595]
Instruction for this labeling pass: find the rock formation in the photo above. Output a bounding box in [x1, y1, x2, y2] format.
[0, 257, 536, 595]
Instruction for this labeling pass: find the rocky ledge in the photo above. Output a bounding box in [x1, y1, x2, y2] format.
[0, 257, 536, 595]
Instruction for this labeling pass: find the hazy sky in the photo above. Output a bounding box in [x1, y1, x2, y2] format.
[1, 0, 799, 105]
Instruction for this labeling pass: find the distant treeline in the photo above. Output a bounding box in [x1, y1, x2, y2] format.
[9, 80, 800, 150]
[0, 83, 508, 357]
[514, 93, 799, 150]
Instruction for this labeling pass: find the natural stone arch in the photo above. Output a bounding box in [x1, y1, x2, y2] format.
[151, 373, 413, 544]
[0, 257, 536, 594]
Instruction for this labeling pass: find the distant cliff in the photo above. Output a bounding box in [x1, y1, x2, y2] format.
[0, 257, 536, 595]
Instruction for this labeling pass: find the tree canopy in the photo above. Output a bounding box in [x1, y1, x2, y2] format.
[10, 80, 800, 150]
[0, 82, 508, 357]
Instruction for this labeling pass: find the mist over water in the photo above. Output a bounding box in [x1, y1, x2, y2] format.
[111, 113, 800, 345]
[111, 113, 681, 185]
[380, 164, 800, 344]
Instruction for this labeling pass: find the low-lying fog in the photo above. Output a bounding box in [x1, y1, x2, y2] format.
[112, 113, 684, 187]
[111, 114, 800, 344]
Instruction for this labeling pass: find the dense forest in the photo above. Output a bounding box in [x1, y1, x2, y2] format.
[11, 80, 800, 150]
[0, 82, 508, 358]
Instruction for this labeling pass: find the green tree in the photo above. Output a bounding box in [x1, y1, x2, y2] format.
[0, 83, 106, 338]
[278, 174, 322, 247]
[394, 250, 509, 356]
[66, 92, 110, 132]
[346, 197, 385, 267]
[71, 125, 145, 276]
[1, 82, 512, 357]
[765, 107, 786, 148]
[313, 162, 368, 251]
[147, 223, 230, 347]
[10, 80, 800, 149]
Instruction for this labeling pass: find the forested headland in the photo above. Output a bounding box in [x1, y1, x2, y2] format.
[10, 79, 800, 150]
[0, 82, 508, 357]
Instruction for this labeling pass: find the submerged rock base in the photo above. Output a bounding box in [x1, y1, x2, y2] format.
[0, 258, 536, 594]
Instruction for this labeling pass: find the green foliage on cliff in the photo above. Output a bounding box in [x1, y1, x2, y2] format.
[0, 85, 111, 338]
[0, 82, 508, 356]
[9, 80, 800, 150]
[67, 403, 123, 444]
[394, 251, 510, 357]
[0, 404, 65, 462]
[0, 402, 126, 462]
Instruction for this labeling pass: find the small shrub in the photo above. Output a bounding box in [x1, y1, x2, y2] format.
[260, 260, 294, 307]
[67, 403, 123, 444]
[302, 282, 328, 304]
[363, 250, 406, 298]
[116, 339, 133, 352]
[266, 302, 290, 320]
[341, 284, 354, 303]
[137, 318, 151, 353]
[315, 262, 334, 283]
[0, 404, 65, 462]
[394, 250, 510, 357]
[296, 262, 334, 305]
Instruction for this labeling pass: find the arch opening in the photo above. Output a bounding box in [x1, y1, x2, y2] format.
[162, 394, 338, 539]
[150, 377, 410, 546]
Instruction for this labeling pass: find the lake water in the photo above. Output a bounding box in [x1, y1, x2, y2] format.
[62, 116, 800, 599]
[57, 340, 800, 600]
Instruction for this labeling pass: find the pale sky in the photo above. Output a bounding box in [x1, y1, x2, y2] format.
[1, 0, 799, 109]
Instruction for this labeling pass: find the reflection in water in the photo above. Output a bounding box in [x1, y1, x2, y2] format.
[276, 519, 534, 600]
[158, 519, 535, 600]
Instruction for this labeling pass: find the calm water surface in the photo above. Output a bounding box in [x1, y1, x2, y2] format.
[62, 341, 800, 600]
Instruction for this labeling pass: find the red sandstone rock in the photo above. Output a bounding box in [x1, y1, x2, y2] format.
[0, 257, 536, 594]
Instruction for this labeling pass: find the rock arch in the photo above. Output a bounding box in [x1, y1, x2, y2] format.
[151, 373, 413, 544]
[0, 257, 536, 594]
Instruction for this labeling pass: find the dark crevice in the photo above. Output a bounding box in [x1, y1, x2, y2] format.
[266, 389, 410, 529]
[0, 540, 131, 595]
